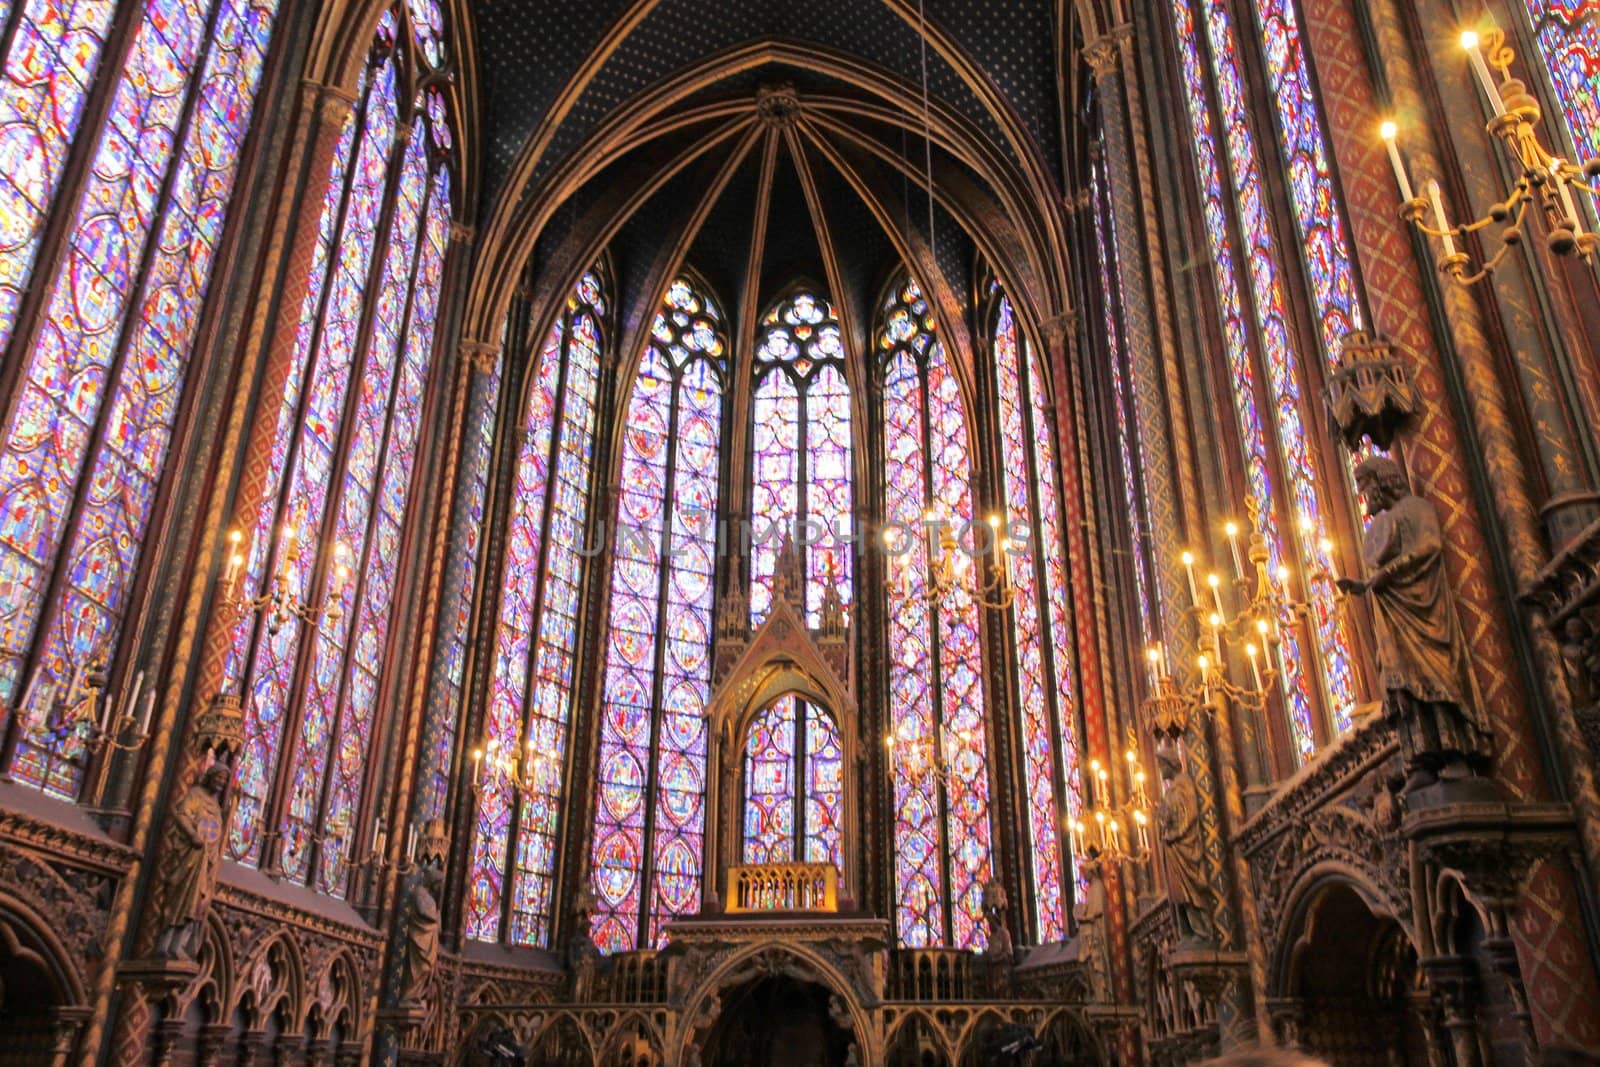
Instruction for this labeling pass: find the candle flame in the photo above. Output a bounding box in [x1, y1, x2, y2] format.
[1460, 29, 1479, 50]
[1379, 120, 1398, 141]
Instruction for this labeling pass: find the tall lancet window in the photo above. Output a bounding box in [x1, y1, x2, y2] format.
[1522, 1, 1599, 165]
[1168, 0, 1356, 760]
[879, 277, 994, 949]
[0, 0, 282, 796]
[990, 290, 1083, 943]
[589, 278, 726, 954]
[749, 289, 853, 627]
[225, 8, 456, 893]
[418, 346, 503, 824]
[466, 269, 607, 947]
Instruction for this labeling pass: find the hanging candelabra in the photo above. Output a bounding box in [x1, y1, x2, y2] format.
[1379, 24, 1599, 286]
[884, 720, 974, 788]
[221, 514, 350, 639]
[1069, 727, 1153, 865]
[470, 735, 553, 798]
[883, 511, 1015, 611]
[1144, 502, 1335, 737]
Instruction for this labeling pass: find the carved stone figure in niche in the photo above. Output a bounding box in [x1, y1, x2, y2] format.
[1154, 742, 1212, 943]
[1335, 457, 1493, 791]
[400, 820, 447, 1007]
[1073, 854, 1108, 1003]
[980, 878, 1014, 964]
[151, 763, 229, 960]
[567, 875, 600, 1000]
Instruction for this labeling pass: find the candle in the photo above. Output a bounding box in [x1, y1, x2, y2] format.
[1209, 611, 1224, 652]
[471, 746, 484, 786]
[407, 825, 419, 859]
[1245, 643, 1263, 691]
[137, 689, 155, 732]
[1207, 572, 1225, 616]
[1181, 551, 1200, 607]
[1144, 647, 1160, 689]
[1198, 654, 1211, 705]
[1224, 521, 1244, 579]
[1427, 179, 1458, 257]
[1134, 810, 1149, 851]
[1555, 162, 1580, 227]
[115, 670, 143, 733]
[1461, 31, 1506, 117]
[374, 829, 386, 856]
[1379, 121, 1416, 202]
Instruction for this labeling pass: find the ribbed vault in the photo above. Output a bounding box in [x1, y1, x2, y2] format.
[461, 2, 1096, 372]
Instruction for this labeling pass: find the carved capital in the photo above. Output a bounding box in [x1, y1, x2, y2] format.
[1082, 36, 1122, 81]
[459, 339, 499, 374]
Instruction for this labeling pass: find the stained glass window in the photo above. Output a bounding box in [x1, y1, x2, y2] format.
[740, 695, 844, 871]
[749, 290, 853, 628]
[465, 268, 607, 946]
[224, 9, 455, 892]
[0, 0, 281, 796]
[878, 277, 994, 950]
[589, 277, 726, 954]
[418, 349, 503, 824]
[1169, 0, 1355, 759]
[1524, 0, 1600, 166]
[990, 290, 1083, 943]
[1089, 155, 1158, 647]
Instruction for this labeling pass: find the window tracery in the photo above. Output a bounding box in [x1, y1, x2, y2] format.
[588, 277, 726, 954]
[0, 0, 282, 796]
[990, 288, 1083, 943]
[749, 289, 853, 629]
[878, 277, 994, 949]
[1168, 0, 1354, 760]
[741, 695, 844, 871]
[466, 268, 606, 946]
[1523, 0, 1600, 166]
[224, 6, 456, 891]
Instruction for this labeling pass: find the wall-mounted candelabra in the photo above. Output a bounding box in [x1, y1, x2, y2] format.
[221, 516, 350, 639]
[1070, 727, 1152, 865]
[1379, 24, 1599, 286]
[882, 511, 1014, 611]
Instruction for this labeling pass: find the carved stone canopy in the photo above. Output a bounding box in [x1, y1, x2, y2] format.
[706, 594, 856, 749]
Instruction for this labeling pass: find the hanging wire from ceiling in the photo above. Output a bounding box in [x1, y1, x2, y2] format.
[916, 0, 937, 275]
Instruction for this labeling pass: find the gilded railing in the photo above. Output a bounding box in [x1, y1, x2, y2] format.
[725, 862, 839, 913]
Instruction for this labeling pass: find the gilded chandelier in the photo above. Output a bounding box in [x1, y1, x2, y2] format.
[882, 510, 1015, 612]
[1380, 24, 1599, 286]
[1070, 727, 1152, 865]
[222, 514, 349, 639]
[1145, 502, 1333, 737]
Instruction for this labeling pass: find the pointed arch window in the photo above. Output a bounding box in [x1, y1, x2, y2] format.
[1522, 1, 1599, 166]
[741, 695, 844, 869]
[418, 346, 503, 824]
[223, 9, 456, 894]
[1167, 0, 1356, 761]
[466, 268, 607, 946]
[990, 290, 1083, 944]
[589, 277, 726, 954]
[0, 0, 283, 796]
[878, 277, 994, 950]
[749, 289, 853, 628]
